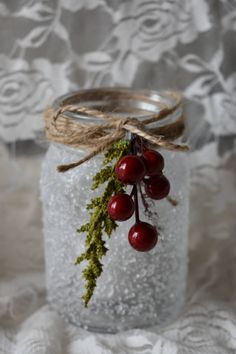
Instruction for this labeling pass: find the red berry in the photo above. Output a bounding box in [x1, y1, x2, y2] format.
[144, 174, 170, 200]
[115, 155, 146, 184]
[108, 194, 134, 221]
[128, 222, 158, 252]
[142, 149, 164, 176]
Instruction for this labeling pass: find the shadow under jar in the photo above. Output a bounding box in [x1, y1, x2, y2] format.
[40, 88, 189, 333]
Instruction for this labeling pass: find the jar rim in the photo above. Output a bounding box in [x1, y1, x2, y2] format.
[52, 87, 182, 127]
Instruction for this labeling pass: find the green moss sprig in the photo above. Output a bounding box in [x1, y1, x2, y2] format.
[75, 139, 130, 306]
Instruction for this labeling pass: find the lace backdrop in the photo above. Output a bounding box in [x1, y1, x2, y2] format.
[0, 0, 236, 144]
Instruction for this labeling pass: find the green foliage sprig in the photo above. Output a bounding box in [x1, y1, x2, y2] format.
[75, 139, 130, 306]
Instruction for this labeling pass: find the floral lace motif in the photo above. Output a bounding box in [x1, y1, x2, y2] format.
[0, 0, 235, 141]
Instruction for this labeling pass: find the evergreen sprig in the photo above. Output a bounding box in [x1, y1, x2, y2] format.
[75, 139, 130, 306]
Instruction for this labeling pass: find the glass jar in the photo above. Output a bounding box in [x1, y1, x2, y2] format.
[40, 88, 189, 333]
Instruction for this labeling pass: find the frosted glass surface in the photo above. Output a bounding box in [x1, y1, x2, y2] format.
[40, 143, 189, 333]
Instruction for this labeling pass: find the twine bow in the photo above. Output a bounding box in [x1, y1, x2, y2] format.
[44, 90, 189, 172]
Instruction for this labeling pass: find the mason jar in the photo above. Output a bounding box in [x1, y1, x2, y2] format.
[40, 88, 189, 333]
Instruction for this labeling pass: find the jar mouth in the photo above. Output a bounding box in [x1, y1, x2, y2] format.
[52, 87, 183, 129]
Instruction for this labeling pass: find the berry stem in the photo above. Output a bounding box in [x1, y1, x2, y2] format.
[130, 185, 135, 198]
[130, 133, 137, 155]
[133, 184, 140, 223]
[138, 183, 149, 212]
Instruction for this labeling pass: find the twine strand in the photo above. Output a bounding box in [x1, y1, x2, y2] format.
[44, 90, 189, 172]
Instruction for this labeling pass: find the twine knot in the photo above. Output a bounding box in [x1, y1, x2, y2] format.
[115, 116, 143, 130]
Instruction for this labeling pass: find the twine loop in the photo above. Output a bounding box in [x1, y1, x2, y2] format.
[44, 89, 189, 172]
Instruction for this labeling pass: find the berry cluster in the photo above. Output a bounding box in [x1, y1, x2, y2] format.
[107, 145, 170, 252]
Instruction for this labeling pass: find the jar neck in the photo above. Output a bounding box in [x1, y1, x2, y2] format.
[47, 88, 185, 157]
